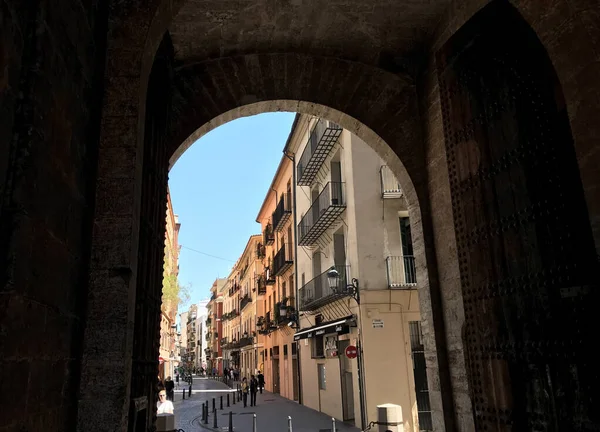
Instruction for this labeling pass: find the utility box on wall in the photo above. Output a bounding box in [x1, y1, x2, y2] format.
[377, 403, 403, 432]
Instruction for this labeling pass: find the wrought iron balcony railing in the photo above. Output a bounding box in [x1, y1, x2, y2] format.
[263, 223, 274, 246]
[256, 242, 266, 259]
[380, 165, 403, 198]
[239, 336, 253, 348]
[240, 294, 252, 311]
[273, 242, 294, 276]
[299, 265, 351, 311]
[386, 256, 417, 287]
[297, 119, 343, 186]
[298, 182, 346, 246]
[265, 268, 276, 285]
[273, 193, 292, 232]
[254, 275, 267, 295]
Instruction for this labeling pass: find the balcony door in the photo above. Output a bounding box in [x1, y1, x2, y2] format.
[399, 217, 416, 284]
[331, 161, 342, 205]
[313, 251, 322, 298]
[311, 187, 320, 226]
[334, 231, 346, 284]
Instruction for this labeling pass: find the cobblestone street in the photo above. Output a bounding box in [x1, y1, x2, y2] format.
[172, 377, 360, 432]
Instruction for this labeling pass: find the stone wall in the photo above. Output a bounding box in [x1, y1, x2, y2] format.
[420, 1, 600, 431]
[0, 1, 107, 431]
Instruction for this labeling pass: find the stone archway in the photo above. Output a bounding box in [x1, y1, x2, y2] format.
[80, 1, 600, 431]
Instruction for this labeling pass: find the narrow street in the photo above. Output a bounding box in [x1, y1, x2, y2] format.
[172, 377, 360, 432]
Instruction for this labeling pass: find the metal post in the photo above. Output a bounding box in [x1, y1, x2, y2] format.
[220, 395, 223, 410]
[188, 385, 192, 397]
[201, 403, 205, 422]
[287, 416, 293, 432]
[227, 393, 230, 407]
[253, 414, 257, 432]
[182, 388, 185, 400]
[228, 411, 233, 432]
[332, 417, 337, 432]
[213, 397, 215, 412]
[233, 391, 236, 405]
[204, 403, 209, 425]
[213, 408, 218, 428]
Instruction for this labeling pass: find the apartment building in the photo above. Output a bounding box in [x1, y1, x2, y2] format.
[194, 299, 210, 370]
[255, 154, 299, 401]
[159, 189, 181, 380]
[206, 278, 226, 374]
[286, 115, 430, 431]
[221, 235, 264, 378]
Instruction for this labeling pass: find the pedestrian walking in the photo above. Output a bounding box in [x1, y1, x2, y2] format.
[157, 390, 174, 414]
[175, 372, 180, 389]
[164, 376, 175, 401]
[241, 377, 249, 408]
[257, 371, 265, 394]
[250, 375, 258, 407]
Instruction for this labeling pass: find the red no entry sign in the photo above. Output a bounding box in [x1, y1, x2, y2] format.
[345, 345, 358, 359]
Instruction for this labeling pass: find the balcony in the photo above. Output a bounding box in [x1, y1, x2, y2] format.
[299, 265, 351, 311]
[380, 165, 403, 198]
[386, 256, 417, 287]
[263, 223, 274, 246]
[210, 292, 217, 301]
[256, 242, 266, 259]
[273, 193, 292, 232]
[273, 243, 294, 276]
[240, 294, 252, 311]
[239, 336, 253, 348]
[205, 332, 212, 341]
[229, 282, 241, 296]
[298, 182, 346, 246]
[297, 119, 343, 186]
[265, 268, 276, 286]
[254, 275, 267, 295]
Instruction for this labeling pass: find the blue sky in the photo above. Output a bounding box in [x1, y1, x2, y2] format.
[169, 112, 296, 305]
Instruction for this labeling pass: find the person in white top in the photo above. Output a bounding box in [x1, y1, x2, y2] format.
[156, 390, 174, 414]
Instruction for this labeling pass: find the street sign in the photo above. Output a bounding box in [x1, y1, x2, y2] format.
[345, 345, 358, 359]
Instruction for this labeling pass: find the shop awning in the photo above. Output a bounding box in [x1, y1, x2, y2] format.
[293, 316, 355, 341]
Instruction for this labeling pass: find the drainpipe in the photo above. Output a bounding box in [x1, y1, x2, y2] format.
[283, 149, 302, 405]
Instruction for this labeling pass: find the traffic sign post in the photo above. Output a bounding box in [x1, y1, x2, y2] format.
[345, 345, 358, 359]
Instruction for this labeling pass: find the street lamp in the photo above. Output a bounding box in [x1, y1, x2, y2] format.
[326, 266, 365, 429]
[327, 266, 360, 302]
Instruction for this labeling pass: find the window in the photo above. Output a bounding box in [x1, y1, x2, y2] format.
[318, 364, 326, 390]
[312, 335, 325, 358]
[282, 281, 287, 298]
[283, 344, 288, 356]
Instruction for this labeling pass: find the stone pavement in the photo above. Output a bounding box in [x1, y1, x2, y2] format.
[173, 377, 361, 432]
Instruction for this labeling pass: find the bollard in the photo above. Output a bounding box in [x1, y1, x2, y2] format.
[212, 397, 215, 412]
[253, 413, 257, 432]
[288, 415, 293, 432]
[213, 408, 218, 428]
[233, 391, 236, 405]
[201, 403, 206, 423]
[204, 403, 209, 425]
[228, 411, 233, 432]
[220, 395, 223, 410]
[227, 393, 230, 407]
[182, 388, 185, 400]
[332, 417, 337, 432]
[188, 385, 192, 397]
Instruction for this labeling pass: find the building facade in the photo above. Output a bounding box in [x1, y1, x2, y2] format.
[159, 189, 181, 380]
[221, 235, 264, 379]
[256, 154, 299, 401]
[287, 115, 428, 431]
[206, 278, 226, 375]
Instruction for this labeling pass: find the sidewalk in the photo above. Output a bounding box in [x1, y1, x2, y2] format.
[173, 377, 360, 432]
